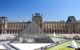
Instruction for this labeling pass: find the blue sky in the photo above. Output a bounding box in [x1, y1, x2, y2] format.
[0, 0, 80, 21]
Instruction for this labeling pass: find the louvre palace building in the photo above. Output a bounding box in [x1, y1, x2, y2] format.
[0, 13, 80, 34]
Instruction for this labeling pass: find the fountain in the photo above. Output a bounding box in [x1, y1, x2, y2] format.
[52, 32, 58, 43]
[70, 40, 78, 48]
[19, 37, 23, 43]
[53, 32, 56, 37]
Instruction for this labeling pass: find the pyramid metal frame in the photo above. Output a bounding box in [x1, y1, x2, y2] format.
[10, 22, 53, 43]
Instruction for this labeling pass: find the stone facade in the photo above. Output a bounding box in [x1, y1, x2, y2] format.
[0, 13, 80, 34]
[42, 16, 80, 34]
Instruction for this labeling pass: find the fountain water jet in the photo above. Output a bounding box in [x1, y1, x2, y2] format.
[70, 40, 78, 48]
[53, 32, 56, 37]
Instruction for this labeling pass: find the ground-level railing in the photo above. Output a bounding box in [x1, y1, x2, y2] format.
[2, 43, 20, 50]
[35, 40, 68, 50]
